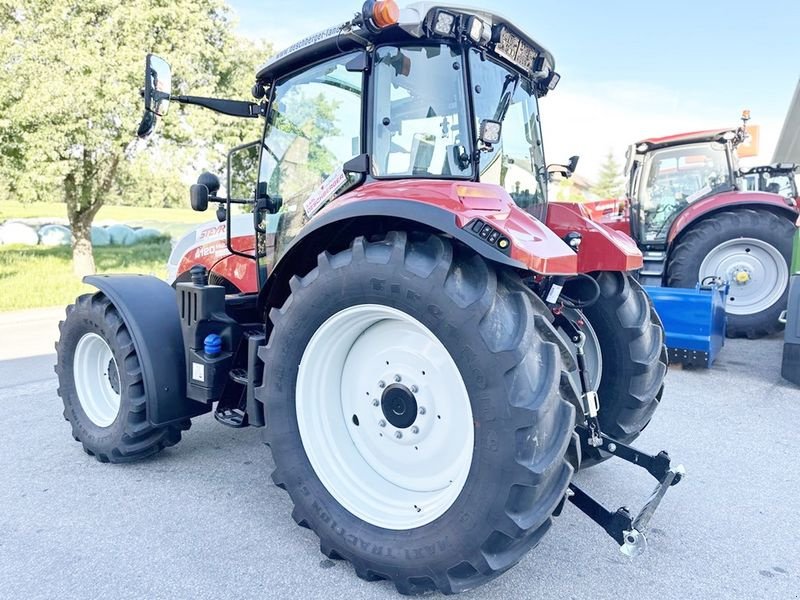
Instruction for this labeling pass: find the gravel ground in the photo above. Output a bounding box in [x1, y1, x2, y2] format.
[1, 314, 798, 599]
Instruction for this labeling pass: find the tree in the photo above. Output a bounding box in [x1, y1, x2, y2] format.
[591, 150, 625, 199]
[0, 0, 267, 276]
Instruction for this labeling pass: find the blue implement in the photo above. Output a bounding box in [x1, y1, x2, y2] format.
[643, 283, 728, 368]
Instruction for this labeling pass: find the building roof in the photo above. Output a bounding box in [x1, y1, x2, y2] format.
[773, 79, 800, 163]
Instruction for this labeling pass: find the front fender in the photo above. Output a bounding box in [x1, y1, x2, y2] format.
[546, 202, 643, 272]
[84, 274, 210, 427]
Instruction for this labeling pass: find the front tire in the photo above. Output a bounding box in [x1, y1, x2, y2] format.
[667, 209, 794, 338]
[578, 272, 667, 467]
[258, 232, 577, 595]
[55, 292, 188, 463]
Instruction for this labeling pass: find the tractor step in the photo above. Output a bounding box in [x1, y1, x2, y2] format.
[570, 426, 684, 556]
[214, 407, 247, 428]
[229, 368, 248, 385]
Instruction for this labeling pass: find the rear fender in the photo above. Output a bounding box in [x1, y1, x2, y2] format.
[259, 187, 578, 314]
[546, 202, 643, 272]
[84, 274, 211, 427]
[667, 191, 799, 244]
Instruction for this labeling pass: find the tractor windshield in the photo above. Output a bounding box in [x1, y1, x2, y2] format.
[637, 142, 732, 242]
[469, 50, 548, 217]
[371, 45, 471, 178]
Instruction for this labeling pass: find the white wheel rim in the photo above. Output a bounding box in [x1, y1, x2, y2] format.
[557, 307, 602, 392]
[73, 333, 121, 427]
[296, 304, 474, 530]
[699, 238, 788, 315]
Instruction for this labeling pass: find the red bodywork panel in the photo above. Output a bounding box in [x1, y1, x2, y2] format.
[546, 202, 642, 271]
[329, 180, 582, 275]
[667, 190, 799, 244]
[582, 198, 633, 236]
[177, 234, 257, 292]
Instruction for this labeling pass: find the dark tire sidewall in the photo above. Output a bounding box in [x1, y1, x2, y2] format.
[262, 236, 573, 585]
[59, 297, 131, 448]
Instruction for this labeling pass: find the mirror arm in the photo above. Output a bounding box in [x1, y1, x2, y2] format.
[171, 95, 262, 118]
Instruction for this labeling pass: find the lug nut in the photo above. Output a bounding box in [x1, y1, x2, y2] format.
[394, 374, 402, 382]
[418, 406, 426, 415]
[607, 443, 617, 452]
[378, 380, 386, 389]
[395, 431, 403, 439]
[411, 426, 419, 434]
[379, 420, 386, 428]
[372, 399, 379, 407]
[410, 385, 418, 393]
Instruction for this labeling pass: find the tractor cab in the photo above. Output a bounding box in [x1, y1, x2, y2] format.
[625, 128, 741, 245]
[141, 2, 572, 293]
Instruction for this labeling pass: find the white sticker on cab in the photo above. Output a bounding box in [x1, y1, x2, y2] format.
[303, 167, 348, 218]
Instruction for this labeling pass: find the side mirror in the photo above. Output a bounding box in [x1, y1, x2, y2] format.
[189, 172, 220, 212]
[189, 184, 209, 212]
[547, 155, 580, 180]
[136, 54, 172, 139]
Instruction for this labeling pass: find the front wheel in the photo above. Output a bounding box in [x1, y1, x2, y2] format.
[575, 272, 668, 467]
[55, 292, 188, 462]
[258, 232, 577, 595]
[667, 209, 794, 338]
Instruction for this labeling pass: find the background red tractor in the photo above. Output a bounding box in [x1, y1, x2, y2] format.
[589, 116, 799, 339]
[55, 2, 681, 594]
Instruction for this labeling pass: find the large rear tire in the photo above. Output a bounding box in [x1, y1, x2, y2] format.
[55, 292, 189, 463]
[258, 231, 577, 595]
[667, 209, 794, 338]
[578, 272, 667, 467]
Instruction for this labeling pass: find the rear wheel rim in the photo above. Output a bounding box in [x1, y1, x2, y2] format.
[73, 333, 121, 427]
[699, 238, 788, 315]
[296, 304, 474, 530]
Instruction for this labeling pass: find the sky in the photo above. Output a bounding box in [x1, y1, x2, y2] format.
[227, 0, 800, 180]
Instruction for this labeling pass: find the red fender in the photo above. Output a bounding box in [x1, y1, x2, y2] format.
[546, 202, 643, 272]
[330, 180, 580, 275]
[667, 190, 798, 244]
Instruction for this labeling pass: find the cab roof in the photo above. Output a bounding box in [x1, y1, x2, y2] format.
[636, 128, 737, 151]
[255, 2, 556, 86]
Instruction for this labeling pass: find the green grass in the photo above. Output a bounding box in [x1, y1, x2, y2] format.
[0, 241, 172, 312]
[0, 200, 210, 239]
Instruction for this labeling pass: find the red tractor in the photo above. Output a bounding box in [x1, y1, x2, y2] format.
[55, 3, 682, 594]
[592, 117, 799, 338]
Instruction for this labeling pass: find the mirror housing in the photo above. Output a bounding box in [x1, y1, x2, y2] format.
[189, 184, 209, 212]
[547, 155, 580, 180]
[136, 54, 172, 139]
[189, 172, 220, 211]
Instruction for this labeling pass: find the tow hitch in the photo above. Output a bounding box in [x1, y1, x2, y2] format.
[569, 425, 685, 557]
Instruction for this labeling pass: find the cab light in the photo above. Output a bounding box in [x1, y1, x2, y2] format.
[468, 16, 491, 44]
[433, 10, 456, 35]
[365, 0, 399, 29]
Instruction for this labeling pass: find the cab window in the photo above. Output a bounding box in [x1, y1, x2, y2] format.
[469, 51, 548, 211]
[259, 53, 363, 257]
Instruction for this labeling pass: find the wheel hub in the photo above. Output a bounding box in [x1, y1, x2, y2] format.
[107, 358, 120, 394]
[380, 384, 418, 429]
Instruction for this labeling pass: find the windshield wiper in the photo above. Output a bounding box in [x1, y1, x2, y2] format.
[493, 73, 519, 124]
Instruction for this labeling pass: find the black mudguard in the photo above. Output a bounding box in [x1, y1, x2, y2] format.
[84, 274, 211, 426]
